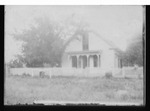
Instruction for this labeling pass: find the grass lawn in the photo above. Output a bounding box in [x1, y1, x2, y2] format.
[4, 75, 144, 105]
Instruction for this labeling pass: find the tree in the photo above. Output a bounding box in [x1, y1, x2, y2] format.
[119, 35, 143, 66]
[8, 55, 25, 68]
[13, 15, 89, 67]
[127, 36, 143, 66]
[13, 17, 64, 67]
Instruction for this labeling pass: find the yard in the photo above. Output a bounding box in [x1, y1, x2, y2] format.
[4, 74, 144, 105]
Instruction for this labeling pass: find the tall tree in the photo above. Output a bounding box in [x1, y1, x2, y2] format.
[12, 15, 89, 67]
[13, 17, 64, 67]
[119, 35, 143, 66]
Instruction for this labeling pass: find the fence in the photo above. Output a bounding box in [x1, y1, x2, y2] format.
[9, 68, 105, 77]
[9, 67, 143, 78]
[122, 67, 143, 78]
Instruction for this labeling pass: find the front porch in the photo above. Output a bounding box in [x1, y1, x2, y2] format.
[67, 50, 101, 69]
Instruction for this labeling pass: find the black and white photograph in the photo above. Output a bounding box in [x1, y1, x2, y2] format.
[4, 5, 145, 106]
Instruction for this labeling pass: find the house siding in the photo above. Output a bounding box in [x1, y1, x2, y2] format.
[61, 53, 71, 67]
[88, 33, 111, 51]
[65, 38, 82, 52]
[101, 49, 116, 70]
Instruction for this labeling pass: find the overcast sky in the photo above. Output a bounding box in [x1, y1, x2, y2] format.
[5, 5, 143, 63]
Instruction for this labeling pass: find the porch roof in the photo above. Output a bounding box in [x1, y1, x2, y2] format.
[66, 50, 102, 56]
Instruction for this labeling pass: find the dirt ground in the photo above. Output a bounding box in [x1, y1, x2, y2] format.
[4, 75, 144, 105]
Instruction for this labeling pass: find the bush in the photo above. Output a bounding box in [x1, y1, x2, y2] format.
[39, 71, 45, 78]
[105, 72, 113, 79]
[105, 92, 115, 99]
[130, 93, 143, 100]
[116, 90, 129, 101]
[22, 73, 31, 77]
[39, 71, 49, 78]
[124, 76, 130, 79]
[138, 73, 143, 79]
[120, 94, 129, 101]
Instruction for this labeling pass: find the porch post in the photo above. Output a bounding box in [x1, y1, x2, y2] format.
[68, 55, 70, 61]
[88, 55, 90, 67]
[97, 54, 99, 68]
[77, 55, 79, 68]
[78, 55, 81, 68]
[88, 55, 91, 68]
[98, 54, 99, 68]
[68, 55, 71, 67]
[87, 55, 89, 67]
[99, 55, 101, 68]
[97, 54, 99, 67]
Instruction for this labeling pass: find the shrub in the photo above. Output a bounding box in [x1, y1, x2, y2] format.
[124, 76, 130, 79]
[105, 72, 113, 79]
[130, 93, 143, 100]
[22, 73, 31, 77]
[39, 71, 45, 78]
[116, 90, 129, 101]
[39, 71, 49, 78]
[105, 92, 115, 99]
[120, 94, 129, 101]
[138, 73, 143, 79]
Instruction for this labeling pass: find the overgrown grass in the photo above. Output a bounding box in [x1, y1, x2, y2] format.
[4, 75, 143, 105]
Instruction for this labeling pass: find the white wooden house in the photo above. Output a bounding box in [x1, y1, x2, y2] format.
[61, 31, 122, 72]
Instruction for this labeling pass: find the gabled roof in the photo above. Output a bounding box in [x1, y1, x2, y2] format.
[63, 30, 121, 52]
[91, 31, 119, 50]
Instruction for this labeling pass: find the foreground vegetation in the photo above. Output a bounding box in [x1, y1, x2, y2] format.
[4, 75, 143, 105]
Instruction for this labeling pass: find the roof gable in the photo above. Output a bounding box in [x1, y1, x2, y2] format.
[63, 30, 120, 52]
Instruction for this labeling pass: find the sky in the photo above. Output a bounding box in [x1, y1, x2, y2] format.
[5, 5, 143, 63]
